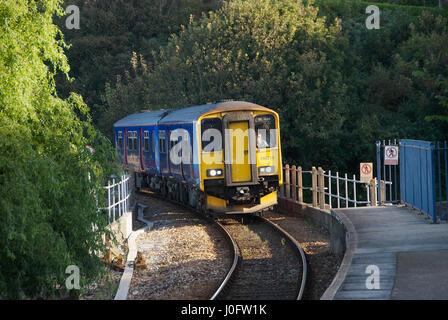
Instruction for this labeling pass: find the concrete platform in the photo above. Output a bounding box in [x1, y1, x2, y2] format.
[330, 206, 448, 300]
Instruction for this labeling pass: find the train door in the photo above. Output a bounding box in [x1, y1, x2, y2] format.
[229, 121, 251, 182]
[223, 112, 258, 185]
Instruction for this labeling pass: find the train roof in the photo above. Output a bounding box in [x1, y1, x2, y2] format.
[114, 101, 273, 127]
[113, 109, 168, 127]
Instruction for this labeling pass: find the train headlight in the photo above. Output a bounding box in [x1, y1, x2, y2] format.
[259, 166, 275, 175]
[207, 169, 223, 177]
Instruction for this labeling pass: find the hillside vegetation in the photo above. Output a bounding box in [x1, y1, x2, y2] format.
[92, 0, 448, 172]
[0, 0, 117, 298]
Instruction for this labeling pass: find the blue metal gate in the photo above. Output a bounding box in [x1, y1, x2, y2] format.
[399, 139, 437, 223]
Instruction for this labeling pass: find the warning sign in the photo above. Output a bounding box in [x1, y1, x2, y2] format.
[360, 163, 373, 183]
[384, 146, 399, 165]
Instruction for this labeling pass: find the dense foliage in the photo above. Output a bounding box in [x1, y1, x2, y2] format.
[55, 0, 219, 121]
[96, 0, 448, 173]
[0, 0, 118, 298]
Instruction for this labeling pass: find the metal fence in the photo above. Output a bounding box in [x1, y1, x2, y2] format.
[279, 165, 388, 210]
[399, 140, 436, 223]
[101, 174, 132, 224]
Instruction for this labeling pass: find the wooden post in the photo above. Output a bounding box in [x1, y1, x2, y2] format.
[280, 165, 285, 197]
[298, 166, 303, 203]
[312, 166, 317, 207]
[380, 180, 385, 205]
[291, 165, 297, 201]
[370, 179, 378, 206]
[285, 164, 290, 199]
[318, 167, 325, 210]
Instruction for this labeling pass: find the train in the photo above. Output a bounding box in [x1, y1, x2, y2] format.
[113, 100, 283, 215]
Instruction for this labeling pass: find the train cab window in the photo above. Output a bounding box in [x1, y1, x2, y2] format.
[143, 131, 150, 152]
[255, 115, 276, 149]
[201, 118, 222, 151]
[117, 131, 123, 150]
[159, 130, 166, 153]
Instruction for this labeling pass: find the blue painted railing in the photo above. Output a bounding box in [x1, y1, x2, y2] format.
[399, 139, 437, 223]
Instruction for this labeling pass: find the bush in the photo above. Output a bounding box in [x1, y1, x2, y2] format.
[0, 0, 118, 298]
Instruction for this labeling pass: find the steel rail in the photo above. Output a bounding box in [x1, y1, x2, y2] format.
[138, 188, 306, 300]
[209, 220, 240, 300]
[258, 216, 307, 300]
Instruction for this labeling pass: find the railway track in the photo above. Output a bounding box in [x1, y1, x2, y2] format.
[211, 215, 307, 300]
[137, 188, 307, 300]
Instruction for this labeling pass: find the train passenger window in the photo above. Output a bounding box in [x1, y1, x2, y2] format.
[143, 131, 150, 152]
[255, 115, 276, 148]
[201, 118, 222, 151]
[159, 130, 166, 153]
[127, 131, 133, 151]
[133, 131, 138, 150]
[128, 131, 138, 151]
[117, 131, 123, 150]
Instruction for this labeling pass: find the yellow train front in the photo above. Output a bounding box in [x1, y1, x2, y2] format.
[114, 100, 283, 215]
[199, 102, 283, 214]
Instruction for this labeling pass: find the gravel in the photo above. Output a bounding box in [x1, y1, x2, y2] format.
[127, 192, 232, 300]
[122, 191, 342, 300]
[263, 210, 343, 300]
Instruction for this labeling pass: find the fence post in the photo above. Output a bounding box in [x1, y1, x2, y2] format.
[328, 170, 332, 209]
[345, 173, 349, 208]
[366, 183, 370, 205]
[112, 178, 116, 222]
[107, 180, 111, 224]
[336, 171, 340, 208]
[318, 167, 325, 209]
[380, 180, 385, 205]
[121, 175, 125, 216]
[291, 165, 297, 201]
[280, 165, 285, 197]
[118, 180, 121, 218]
[285, 164, 290, 199]
[312, 166, 318, 207]
[298, 166, 303, 203]
[353, 174, 357, 208]
[370, 179, 378, 206]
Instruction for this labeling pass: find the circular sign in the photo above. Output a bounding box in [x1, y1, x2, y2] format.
[384, 146, 399, 165]
[361, 163, 372, 174]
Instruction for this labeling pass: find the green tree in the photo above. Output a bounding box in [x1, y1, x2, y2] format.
[100, 0, 351, 169]
[0, 0, 117, 299]
[55, 0, 217, 122]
